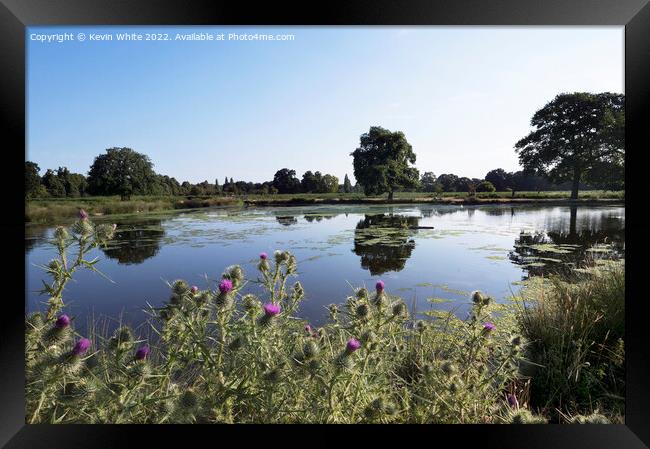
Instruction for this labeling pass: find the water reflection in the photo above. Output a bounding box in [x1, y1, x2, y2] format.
[275, 216, 298, 226]
[352, 214, 419, 275]
[100, 219, 165, 265]
[509, 207, 624, 277]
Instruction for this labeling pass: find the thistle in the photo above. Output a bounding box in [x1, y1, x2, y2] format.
[134, 345, 150, 361]
[258, 302, 281, 327]
[302, 340, 320, 359]
[356, 303, 370, 319]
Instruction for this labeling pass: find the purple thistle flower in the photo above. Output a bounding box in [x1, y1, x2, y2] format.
[260, 252, 268, 260]
[483, 322, 496, 332]
[79, 209, 89, 220]
[263, 302, 281, 316]
[375, 280, 385, 292]
[304, 324, 312, 333]
[55, 314, 71, 329]
[507, 393, 519, 409]
[72, 338, 91, 356]
[190, 286, 199, 294]
[135, 345, 150, 360]
[346, 338, 361, 352]
[218, 278, 233, 294]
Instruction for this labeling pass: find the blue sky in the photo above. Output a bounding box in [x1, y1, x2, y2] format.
[27, 26, 623, 184]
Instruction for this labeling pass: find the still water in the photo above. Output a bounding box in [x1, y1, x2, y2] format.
[25, 204, 625, 331]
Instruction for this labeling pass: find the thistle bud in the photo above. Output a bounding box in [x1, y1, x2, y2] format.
[190, 286, 199, 294]
[55, 314, 71, 329]
[356, 288, 369, 300]
[134, 345, 150, 360]
[72, 338, 91, 356]
[218, 278, 233, 294]
[228, 336, 243, 351]
[179, 389, 199, 411]
[53, 226, 69, 241]
[346, 338, 361, 354]
[172, 280, 190, 297]
[472, 291, 483, 304]
[303, 340, 319, 359]
[356, 303, 370, 319]
[79, 209, 89, 220]
[392, 301, 406, 317]
[375, 280, 385, 293]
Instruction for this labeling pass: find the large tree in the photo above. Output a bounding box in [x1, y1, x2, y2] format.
[272, 168, 301, 194]
[485, 168, 510, 191]
[87, 148, 158, 200]
[420, 172, 438, 192]
[515, 92, 624, 199]
[351, 126, 419, 201]
[25, 161, 43, 199]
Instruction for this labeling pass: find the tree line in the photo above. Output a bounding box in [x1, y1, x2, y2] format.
[26, 92, 624, 200]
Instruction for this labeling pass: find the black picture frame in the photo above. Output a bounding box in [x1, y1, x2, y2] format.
[2, 0, 647, 447]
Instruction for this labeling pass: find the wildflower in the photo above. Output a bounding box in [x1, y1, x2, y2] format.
[190, 286, 198, 294]
[79, 209, 89, 220]
[72, 338, 91, 356]
[135, 345, 150, 360]
[218, 278, 233, 294]
[483, 322, 496, 333]
[55, 314, 71, 329]
[263, 302, 281, 316]
[375, 280, 385, 293]
[507, 393, 519, 409]
[260, 252, 268, 260]
[304, 324, 312, 334]
[346, 338, 361, 353]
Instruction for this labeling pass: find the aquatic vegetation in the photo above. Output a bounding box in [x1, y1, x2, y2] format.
[25, 216, 537, 424]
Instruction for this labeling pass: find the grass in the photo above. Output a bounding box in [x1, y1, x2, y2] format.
[515, 263, 625, 421]
[25, 195, 242, 223]
[26, 190, 624, 224]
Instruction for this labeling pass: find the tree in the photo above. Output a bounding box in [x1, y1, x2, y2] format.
[343, 174, 352, 193]
[215, 178, 221, 194]
[515, 92, 624, 199]
[420, 172, 438, 192]
[25, 161, 43, 199]
[272, 168, 301, 194]
[321, 174, 339, 193]
[42, 169, 67, 198]
[485, 169, 510, 191]
[87, 148, 158, 200]
[351, 126, 419, 201]
[476, 180, 496, 192]
[436, 174, 459, 192]
[456, 177, 475, 193]
[301, 171, 319, 193]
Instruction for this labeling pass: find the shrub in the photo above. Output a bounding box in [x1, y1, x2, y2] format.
[25, 217, 531, 424]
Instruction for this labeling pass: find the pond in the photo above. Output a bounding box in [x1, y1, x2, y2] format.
[25, 204, 625, 333]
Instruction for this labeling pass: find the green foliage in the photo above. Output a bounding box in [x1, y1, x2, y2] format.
[87, 147, 159, 200]
[515, 92, 625, 199]
[26, 219, 531, 423]
[343, 174, 353, 193]
[25, 161, 44, 199]
[515, 264, 625, 419]
[476, 181, 496, 193]
[351, 126, 419, 200]
[420, 172, 438, 193]
[272, 168, 301, 194]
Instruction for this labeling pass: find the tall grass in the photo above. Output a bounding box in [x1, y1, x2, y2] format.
[515, 265, 625, 420]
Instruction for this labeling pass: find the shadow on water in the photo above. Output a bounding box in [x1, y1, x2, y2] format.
[100, 219, 165, 265]
[352, 214, 419, 275]
[509, 206, 625, 278]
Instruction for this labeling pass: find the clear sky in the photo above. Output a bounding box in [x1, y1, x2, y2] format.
[27, 26, 623, 184]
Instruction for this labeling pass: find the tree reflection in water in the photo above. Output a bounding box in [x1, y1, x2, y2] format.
[509, 207, 624, 278]
[352, 214, 419, 275]
[275, 216, 298, 226]
[100, 219, 165, 265]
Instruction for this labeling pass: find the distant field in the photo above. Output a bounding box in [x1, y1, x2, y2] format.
[26, 190, 624, 224]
